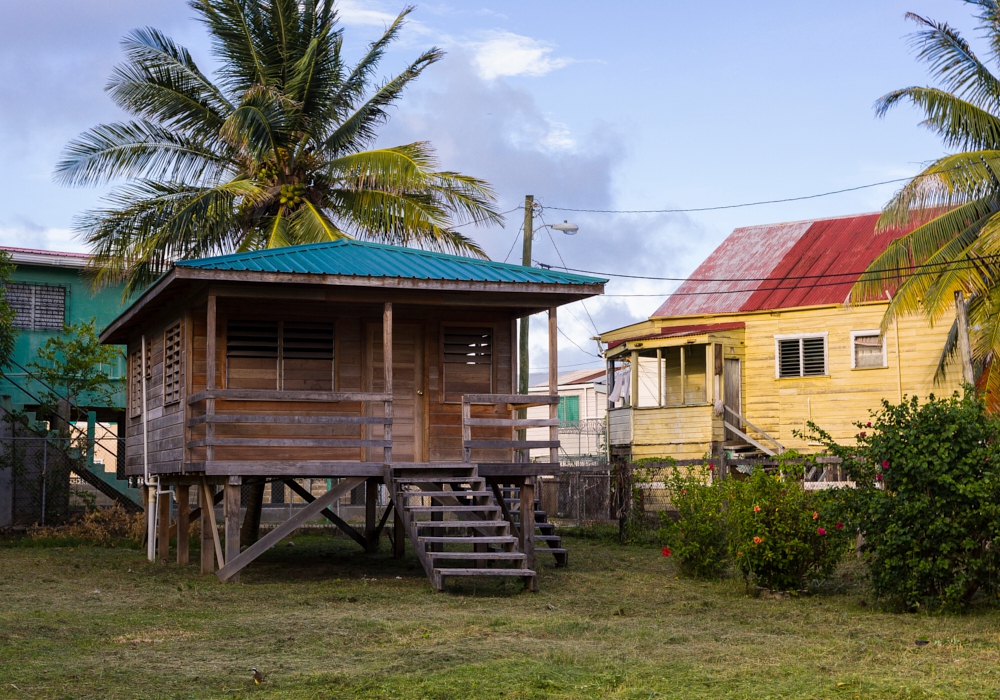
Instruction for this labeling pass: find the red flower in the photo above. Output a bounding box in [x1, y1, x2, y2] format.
[753, 505, 761, 513]
[866, 422, 872, 428]
[812, 511, 819, 520]
[859, 431, 866, 439]
[753, 536, 763, 544]
[835, 522, 844, 530]
[881, 460, 889, 469]
[662, 547, 671, 557]
[817, 527, 827, 536]
[708, 463, 714, 471]
[875, 473, 883, 481]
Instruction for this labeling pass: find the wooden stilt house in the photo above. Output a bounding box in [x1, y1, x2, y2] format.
[99, 240, 605, 590]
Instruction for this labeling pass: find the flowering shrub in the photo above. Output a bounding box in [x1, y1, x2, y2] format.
[657, 465, 728, 578]
[725, 467, 850, 591]
[810, 392, 1000, 611]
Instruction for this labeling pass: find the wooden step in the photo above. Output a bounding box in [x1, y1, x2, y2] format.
[535, 534, 562, 542]
[418, 535, 516, 544]
[434, 568, 536, 577]
[538, 547, 568, 555]
[413, 520, 508, 529]
[408, 505, 499, 514]
[399, 490, 493, 498]
[394, 477, 485, 485]
[426, 551, 526, 561]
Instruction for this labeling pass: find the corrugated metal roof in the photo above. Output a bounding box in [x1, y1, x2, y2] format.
[653, 213, 915, 317]
[177, 239, 606, 286]
[607, 322, 746, 348]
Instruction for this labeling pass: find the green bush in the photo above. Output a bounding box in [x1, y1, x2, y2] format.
[725, 467, 851, 591]
[658, 465, 729, 578]
[811, 392, 1000, 611]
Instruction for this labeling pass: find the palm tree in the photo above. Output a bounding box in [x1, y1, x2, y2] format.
[56, 1, 502, 297]
[852, 2, 1000, 408]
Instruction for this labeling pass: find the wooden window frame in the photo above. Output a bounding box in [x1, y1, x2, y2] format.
[129, 344, 151, 418]
[439, 322, 496, 404]
[850, 329, 887, 370]
[163, 321, 183, 405]
[774, 332, 828, 379]
[223, 317, 335, 390]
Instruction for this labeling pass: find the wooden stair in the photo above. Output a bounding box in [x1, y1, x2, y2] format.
[385, 463, 536, 592]
[500, 486, 568, 567]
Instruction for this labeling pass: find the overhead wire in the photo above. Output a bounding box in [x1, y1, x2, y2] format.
[534, 253, 1000, 283]
[537, 209, 602, 338]
[538, 165, 969, 214]
[451, 204, 522, 230]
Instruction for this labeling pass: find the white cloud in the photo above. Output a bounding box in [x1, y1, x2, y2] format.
[469, 31, 573, 80]
[0, 221, 85, 253]
[335, 0, 400, 27]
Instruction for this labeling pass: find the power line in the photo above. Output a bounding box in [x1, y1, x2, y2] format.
[557, 325, 600, 357]
[535, 252, 1000, 284]
[538, 166, 967, 214]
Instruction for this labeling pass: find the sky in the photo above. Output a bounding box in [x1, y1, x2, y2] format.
[0, 0, 987, 375]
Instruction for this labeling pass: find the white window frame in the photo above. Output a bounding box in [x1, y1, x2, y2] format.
[850, 329, 887, 370]
[774, 332, 829, 379]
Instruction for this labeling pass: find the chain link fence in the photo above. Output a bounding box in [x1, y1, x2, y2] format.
[0, 435, 74, 526]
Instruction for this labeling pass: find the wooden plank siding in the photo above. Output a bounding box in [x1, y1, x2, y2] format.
[126, 291, 523, 476]
[603, 301, 960, 461]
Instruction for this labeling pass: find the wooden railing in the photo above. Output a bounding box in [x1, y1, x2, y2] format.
[722, 405, 785, 456]
[461, 394, 560, 470]
[187, 389, 393, 475]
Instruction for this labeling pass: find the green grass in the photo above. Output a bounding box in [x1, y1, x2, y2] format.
[2, 532, 1000, 699]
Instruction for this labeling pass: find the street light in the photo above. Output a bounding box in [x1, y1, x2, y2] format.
[551, 220, 579, 235]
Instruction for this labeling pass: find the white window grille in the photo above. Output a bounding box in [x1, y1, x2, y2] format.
[775, 334, 828, 378]
[851, 330, 887, 369]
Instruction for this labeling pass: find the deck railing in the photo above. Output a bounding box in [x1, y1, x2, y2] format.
[461, 394, 560, 474]
[187, 389, 393, 475]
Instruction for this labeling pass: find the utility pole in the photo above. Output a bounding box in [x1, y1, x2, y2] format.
[955, 290, 976, 386]
[518, 195, 534, 396]
[517, 195, 534, 460]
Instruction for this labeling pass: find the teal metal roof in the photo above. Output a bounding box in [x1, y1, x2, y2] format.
[176, 240, 606, 286]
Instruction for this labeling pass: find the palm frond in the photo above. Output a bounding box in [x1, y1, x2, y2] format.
[109, 27, 233, 138]
[903, 12, 1000, 109]
[875, 151, 1000, 230]
[55, 120, 235, 186]
[288, 200, 347, 244]
[191, 0, 270, 93]
[323, 47, 443, 154]
[875, 87, 1000, 150]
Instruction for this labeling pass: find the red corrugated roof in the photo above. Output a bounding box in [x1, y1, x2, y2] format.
[653, 213, 916, 317]
[607, 322, 745, 348]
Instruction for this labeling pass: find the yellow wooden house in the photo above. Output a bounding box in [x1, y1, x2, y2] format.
[598, 213, 963, 465]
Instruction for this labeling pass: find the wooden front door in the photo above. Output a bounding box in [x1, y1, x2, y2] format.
[723, 358, 742, 441]
[367, 323, 425, 463]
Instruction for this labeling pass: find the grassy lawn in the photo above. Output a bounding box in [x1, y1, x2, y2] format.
[2, 531, 1000, 699]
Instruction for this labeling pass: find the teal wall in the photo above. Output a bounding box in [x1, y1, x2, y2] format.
[2, 262, 129, 412]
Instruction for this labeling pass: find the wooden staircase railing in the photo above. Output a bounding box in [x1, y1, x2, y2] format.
[385, 463, 536, 592]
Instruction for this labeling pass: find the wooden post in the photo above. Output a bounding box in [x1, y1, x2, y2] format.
[157, 489, 170, 563]
[200, 481, 215, 574]
[365, 479, 378, 553]
[548, 307, 559, 465]
[393, 504, 405, 559]
[224, 476, 241, 582]
[176, 484, 190, 565]
[630, 350, 640, 408]
[656, 348, 663, 406]
[206, 295, 217, 467]
[240, 481, 265, 547]
[520, 477, 537, 589]
[383, 302, 393, 465]
[680, 347, 686, 405]
[955, 290, 976, 386]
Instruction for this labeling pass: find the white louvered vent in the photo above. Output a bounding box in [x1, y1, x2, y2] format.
[777, 336, 826, 378]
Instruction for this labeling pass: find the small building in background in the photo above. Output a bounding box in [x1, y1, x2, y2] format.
[0, 247, 137, 528]
[598, 213, 963, 470]
[527, 369, 607, 466]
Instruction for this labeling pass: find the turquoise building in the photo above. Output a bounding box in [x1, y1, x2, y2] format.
[0, 246, 137, 524]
